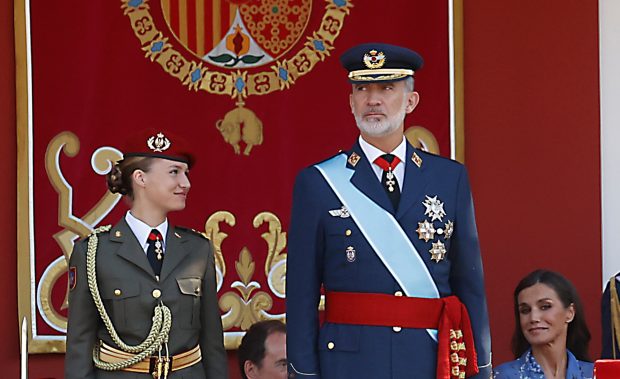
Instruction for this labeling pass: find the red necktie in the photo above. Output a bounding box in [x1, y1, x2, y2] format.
[374, 154, 401, 210]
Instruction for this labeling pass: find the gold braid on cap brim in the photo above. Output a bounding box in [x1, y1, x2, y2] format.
[611, 276, 620, 359]
[348, 68, 414, 82]
[85, 225, 173, 371]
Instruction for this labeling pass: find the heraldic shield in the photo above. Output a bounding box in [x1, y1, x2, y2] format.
[126, 0, 350, 156]
[161, 0, 312, 68]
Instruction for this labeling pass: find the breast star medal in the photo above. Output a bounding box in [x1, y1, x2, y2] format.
[429, 241, 447, 263]
[416, 220, 436, 242]
[423, 195, 446, 221]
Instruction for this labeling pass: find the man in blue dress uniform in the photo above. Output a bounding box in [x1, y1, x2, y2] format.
[286, 43, 492, 379]
[601, 272, 620, 358]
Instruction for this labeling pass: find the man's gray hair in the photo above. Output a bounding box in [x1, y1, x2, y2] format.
[404, 76, 414, 92]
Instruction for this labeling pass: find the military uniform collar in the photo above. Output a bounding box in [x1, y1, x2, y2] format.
[124, 211, 168, 252]
[357, 135, 407, 167]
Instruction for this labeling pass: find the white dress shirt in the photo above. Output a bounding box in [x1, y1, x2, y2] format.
[358, 135, 407, 191]
[125, 211, 168, 255]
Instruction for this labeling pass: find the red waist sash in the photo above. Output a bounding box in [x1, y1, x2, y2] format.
[325, 291, 479, 379]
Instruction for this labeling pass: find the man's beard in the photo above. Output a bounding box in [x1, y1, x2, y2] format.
[354, 97, 408, 137]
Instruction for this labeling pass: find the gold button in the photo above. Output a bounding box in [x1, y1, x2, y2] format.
[194, 288, 201, 295]
[327, 342, 335, 350]
[152, 289, 161, 299]
[393, 326, 402, 333]
[114, 289, 121, 296]
[345, 229, 352, 236]
[394, 291, 403, 297]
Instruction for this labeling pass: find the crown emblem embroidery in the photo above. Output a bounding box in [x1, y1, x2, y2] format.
[363, 50, 386, 69]
[147, 132, 171, 152]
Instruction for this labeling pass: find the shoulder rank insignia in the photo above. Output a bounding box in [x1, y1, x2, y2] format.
[412, 152, 423, 168]
[348, 152, 361, 167]
[176, 226, 208, 240]
[329, 206, 350, 218]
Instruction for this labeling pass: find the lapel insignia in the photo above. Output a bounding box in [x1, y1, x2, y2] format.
[416, 220, 436, 242]
[115, 230, 122, 238]
[429, 241, 447, 263]
[348, 152, 361, 167]
[423, 195, 446, 221]
[329, 206, 350, 218]
[412, 152, 423, 168]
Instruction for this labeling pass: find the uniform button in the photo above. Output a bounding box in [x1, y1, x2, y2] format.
[194, 288, 201, 295]
[327, 342, 335, 350]
[393, 326, 402, 333]
[152, 289, 161, 299]
[345, 229, 352, 236]
[114, 289, 121, 296]
[394, 291, 403, 297]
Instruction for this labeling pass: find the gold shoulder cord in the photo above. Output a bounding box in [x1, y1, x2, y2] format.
[611, 276, 620, 359]
[86, 225, 173, 371]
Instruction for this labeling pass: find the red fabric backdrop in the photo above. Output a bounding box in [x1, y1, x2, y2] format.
[0, 1, 602, 378]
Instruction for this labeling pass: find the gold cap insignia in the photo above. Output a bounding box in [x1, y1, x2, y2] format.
[348, 152, 361, 167]
[412, 152, 423, 168]
[363, 50, 386, 69]
[147, 132, 171, 153]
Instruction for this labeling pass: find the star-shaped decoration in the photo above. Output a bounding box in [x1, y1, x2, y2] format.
[423, 195, 446, 222]
[416, 220, 436, 242]
[444, 220, 454, 239]
[429, 240, 447, 263]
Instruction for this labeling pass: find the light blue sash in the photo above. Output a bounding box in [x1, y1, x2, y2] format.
[315, 154, 439, 341]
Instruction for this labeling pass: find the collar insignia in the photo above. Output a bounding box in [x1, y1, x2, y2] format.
[412, 152, 423, 168]
[115, 230, 122, 238]
[348, 152, 361, 167]
[363, 50, 386, 69]
[147, 132, 171, 152]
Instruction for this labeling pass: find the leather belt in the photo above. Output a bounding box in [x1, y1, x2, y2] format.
[98, 342, 201, 374]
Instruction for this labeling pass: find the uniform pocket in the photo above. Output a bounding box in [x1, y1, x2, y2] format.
[100, 281, 140, 330]
[176, 277, 202, 328]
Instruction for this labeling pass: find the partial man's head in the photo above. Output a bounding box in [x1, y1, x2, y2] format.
[238, 320, 287, 379]
[340, 43, 423, 138]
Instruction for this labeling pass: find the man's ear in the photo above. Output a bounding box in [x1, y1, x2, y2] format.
[405, 91, 420, 114]
[244, 360, 258, 379]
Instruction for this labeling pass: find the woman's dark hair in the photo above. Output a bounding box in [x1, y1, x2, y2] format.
[237, 320, 286, 379]
[106, 156, 154, 199]
[511, 269, 591, 361]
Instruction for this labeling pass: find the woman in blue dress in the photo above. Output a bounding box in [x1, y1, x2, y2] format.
[493, 270, 593, 379]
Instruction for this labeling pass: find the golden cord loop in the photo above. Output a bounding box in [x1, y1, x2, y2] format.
[86, 225, 172, 371]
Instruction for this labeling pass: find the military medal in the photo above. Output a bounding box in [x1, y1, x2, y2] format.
[444, 220, 454, 239]
[429, 241, 447, 263]
[386, 169, 396, 192]
[416, 220, 436, 242]
[155, 238, 163, 260]
[423, 195, 446, 221]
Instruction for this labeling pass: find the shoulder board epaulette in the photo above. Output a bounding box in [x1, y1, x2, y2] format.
[175, 226, 208, 240]
[88, 224, 112, 237]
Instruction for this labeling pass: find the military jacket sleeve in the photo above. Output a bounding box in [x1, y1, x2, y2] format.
[286, 167, 325, 377]
[65, 237, 98, 379]
[449, 166, 492, 378]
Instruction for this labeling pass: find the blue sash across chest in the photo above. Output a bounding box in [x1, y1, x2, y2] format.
[315, 154, 439, 340]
